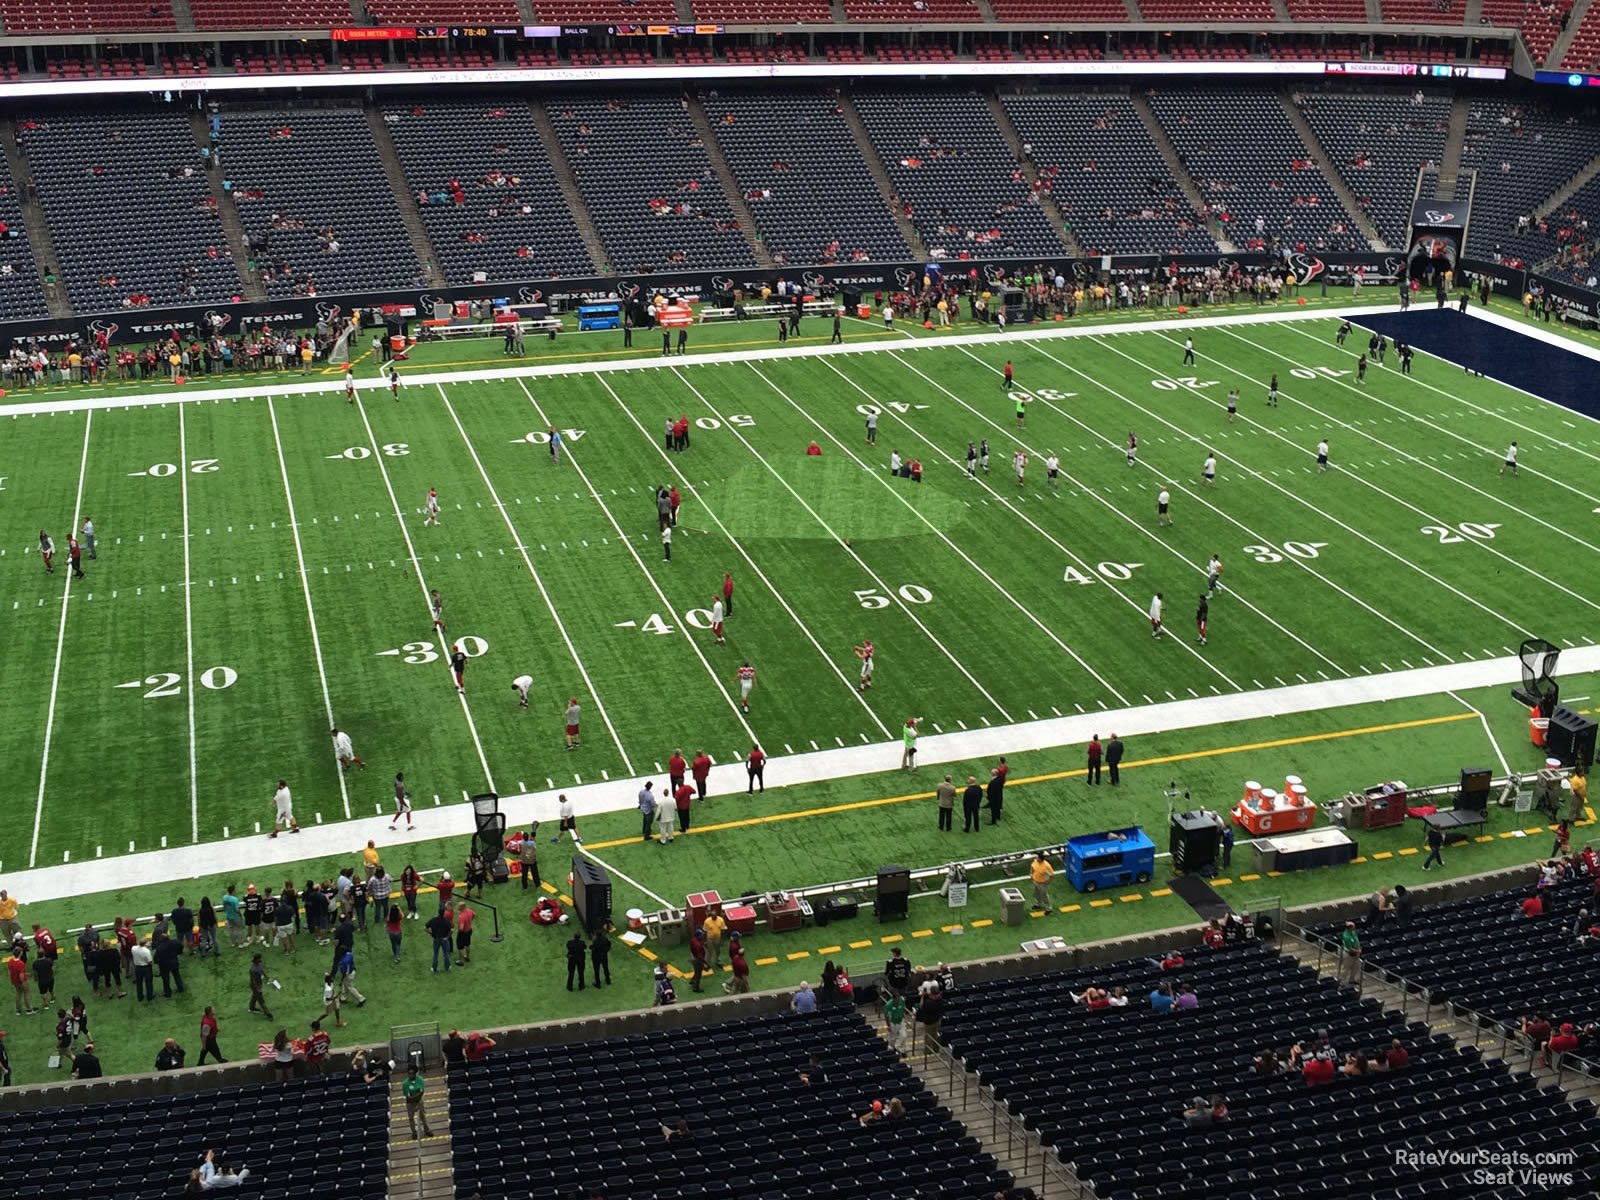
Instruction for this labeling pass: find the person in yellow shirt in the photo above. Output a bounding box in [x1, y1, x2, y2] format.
[0, 890, 19, 945]
[1569, 766, 1588, 822]
[1030, 853, 1054, 912]
[362, 840, 380, 879]
[701, 909, 728, 970]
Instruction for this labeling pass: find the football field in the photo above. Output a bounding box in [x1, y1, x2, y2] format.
[2, 308, 1597, 875]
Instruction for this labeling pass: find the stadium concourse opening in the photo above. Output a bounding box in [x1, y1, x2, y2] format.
[1356, 307, 1600, 422]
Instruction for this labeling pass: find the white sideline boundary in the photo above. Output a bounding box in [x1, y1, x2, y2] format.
[7, 646, 1597, 904]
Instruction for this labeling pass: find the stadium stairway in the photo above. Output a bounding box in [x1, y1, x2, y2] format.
[1436, 93, 1470, 197]
[1535, 145, 1600, 224]
[366, 105, 447, 290]
[528, 99, 612, 275]
[686, 94, 775, 269]
[837, 94, 930, 261]
[1550, 0, 1596, 65]
[984, 91, 1085, 259]
[1276, 924, 1600, 1111]
[1463, 0, 1483, 24]
[387, 1064, 457, 1200]
[0, 117, 70, 318]
[1364, 0, 1381, 18]
[1278, 92, 1388, 250]
[1127, 91, 1238, 253]
[1270, 0, 1291, 18]
[188, 108, 265, 303]
[169, 0, 194, 30]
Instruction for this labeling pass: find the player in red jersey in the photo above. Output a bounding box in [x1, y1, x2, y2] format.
[736, 661, 756, 712]
[423, 489, 441, 527]
[711, 596, 725, 645]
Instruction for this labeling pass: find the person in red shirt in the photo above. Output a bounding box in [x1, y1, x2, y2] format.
[1202, 920, 1224, 949]
[114, 918, 135, 976]
[197, 1006, 224, 1065]
[1302, 1053, 1336, 1086]
[1381, 1038, 1409, 1069]
[1547, 1023, 1581, 1064]
[722, 571, 734, 616]
[436, 872, 455, 915]
[455, 904, 476, 966]
[668, 485, 681, 527]
[32, 924, 57, 960]
[1086, 736, 1102, 785]
[1159, 951, 1185, 971]
[805, 441, 822, 456]
[8, 954, 34, 1015]
[305, 1019, 331, 1073]
[464, 1031, 497, 1061]
[691, 749, 713, 801]
[667, 750, 686, 793]
[674, 782, 694, 834]
[747, 744, 765, 794]
[724, 945, 750, 994]
[1521, 893, 1544, 919]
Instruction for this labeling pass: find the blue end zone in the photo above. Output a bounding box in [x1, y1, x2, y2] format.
[1351, 308, 1600, 423]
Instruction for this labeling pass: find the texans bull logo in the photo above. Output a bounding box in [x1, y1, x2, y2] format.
[314, 303, 342, 324]
[1381, 256, 1404, 275]
[1422, 210, 1458, 225]
[1287, 253, 1325, 285]
[617, 281, 641, 300]
[202, 309, 232, 332]
[417, 294, 438, 312]
[708, 276, 736, 294]
[983, 264, 1008, 285]
[1071, 262, 1094, 282]
[1215, 256, 1238, 274]
[800, 270, 827, 292]
[893, 267, 918, 289]
[88, 319, 120, 340]
[516, 287, 545, 304]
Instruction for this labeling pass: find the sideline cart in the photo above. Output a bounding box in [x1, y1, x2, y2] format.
[1065, 827, 1155, 893]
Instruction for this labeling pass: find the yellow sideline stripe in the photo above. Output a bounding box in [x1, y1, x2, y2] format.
[580, 711, 1481, 851]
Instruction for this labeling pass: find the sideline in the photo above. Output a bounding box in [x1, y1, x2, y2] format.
[7, 644, 1597, 904]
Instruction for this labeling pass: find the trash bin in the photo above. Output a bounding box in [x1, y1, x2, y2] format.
[999, 887, 1026, 927]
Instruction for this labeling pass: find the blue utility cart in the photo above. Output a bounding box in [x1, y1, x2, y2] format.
[1065, 826, 1156, 893]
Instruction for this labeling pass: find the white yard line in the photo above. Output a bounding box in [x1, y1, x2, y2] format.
[513, 380, 760, 743]
[589, 374, 893, 739]
[178, 403, 199, 841]
[353, 396, 496, 791]
[13, 644, 1598, 903]
[1189, 328, 1600, 611]
[1282, 319, 1600, 469]
[440, 383, 636, 774]
[27, 410, 92, 868]
[1072, 335, 1563, 638]
[1448, 689, 1511, 777]
[576, 845, 671, 909]
[668, 364, 1015, 721]
[267, 396, 352, 821]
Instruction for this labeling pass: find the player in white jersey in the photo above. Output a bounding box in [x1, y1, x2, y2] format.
[1500, 442, 1518, 476]
[854, 639, 875, 691]
[1201, 453, 1216, 486]
[430, 589, 446, 633]
[331, 728, 366, 772]
[511, 674, 533, 709]
[736, 661, 756, 713]
[345, 368, 356, 404]
[1013, 449, 1027, 487]
[386, 363, 401, 400]
[1148, 593, 1165, 639]
[424, 489, 441, 526]
[1316, 439, 1330, 472]
[1157, 486, 1171, 526]
[1045, 453, 1059, 487]
[1206, 554, 1224, 596]
[269, 779, 300, 838]
[390, 771, 414, 829]
[711, 597, 725, 644]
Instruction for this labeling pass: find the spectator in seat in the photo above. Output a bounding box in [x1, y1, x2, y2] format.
[1379, 1038, 1409, 1070]
[1175, 985, 1199, 1011]
[464, 1031, 497, 1062]
[1521, 892, 1545, 919]
[1521, 1012, 1553, 1051]
[1302, 1050, 1337, 1086]
[1547, 1023, 1581, 1065]
[1201, 920, 1224, 949]
[1149, 982, 1174, 1014]
[1253, 1047, 1282, 1076]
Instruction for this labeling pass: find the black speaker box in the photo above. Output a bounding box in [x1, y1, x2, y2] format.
[876, 865, 911, 896]
[1458, 767, 1492, 811]
[1170, 811, 1220, 875]
[571, 856, 612, 932]
[874, 892, 908, 921]
[1548, 706, 1598, 769]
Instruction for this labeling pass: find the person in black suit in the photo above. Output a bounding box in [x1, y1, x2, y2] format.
[1106, 734, 1125, 786]
[961, 776, 983, 833]
[565, 932, 587, 991]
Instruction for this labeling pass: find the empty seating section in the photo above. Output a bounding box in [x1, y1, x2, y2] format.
[1296, 88, 1451, 247]
[222, 108, 421, 298]
[1380, 0, 1464, 20]
[1137, 0, 1273, 19]
[0, 0, 174, 32]
[365, 0, 520, 21]
[1461, 99, 1599, 261]
[1312, 878, 1600, 1027]
[1148, 87, 1368, 251]
[853, 92, 1065, 259]
[841, 0, 984, 20]
[1479, 0, 1567, 63]
[546, 94, 757, 274]
[706, 92, 911, 265]
[531, 0, 677, 19]
[988, 0, 1128, 18]
[0, 158, 47, 320]
[448, 1008, 1012, 1200]
[938, 943, 1600, 1200]
[1563, 1, 1600, 67]
[18, 110, 241, 313]
[383, 101, 594, 284]
[1001, 91, 1216, 255]
[188, 0, 350, 29]
[1285, 0, 1366, 19]
[693, 0, 833, 19]
[0, 1074, 387, 1200]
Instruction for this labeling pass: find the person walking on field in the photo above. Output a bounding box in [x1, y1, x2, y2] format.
[722, 571, 735, 617]
[1086, 735, 1102, 785]
[900, 717, 921, 770]
[1030, 852, 1054, 911]
[746, 743, 765, 794]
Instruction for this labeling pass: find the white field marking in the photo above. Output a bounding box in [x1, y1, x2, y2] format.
[0, 304, 1410, 420]
[579, 844, 671, 908]
[835, 354, 1247, 688]
[441, 384, 635, 774]
[589, 374, 892, 740]
[179, 403, 199, 841]
[1075, 336, 1553, 639]
[754, 363, 1138, 702]
[353, 396, 495, 791]
[1026, 339, 1457, 659]
[1447, 689, 1511, 777]
[1209, 321, 1600, 563]
[897, 348, 1344, 680]
[670, 364, 1013, 721]
[29, 410, 92, 869]
[1191, 329, 1600, 616]
[12, 642, 1599, 904]
[1282, 319, 1600, 469]
[267, 397, 351, 821]
[514, 380, 759, 744]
